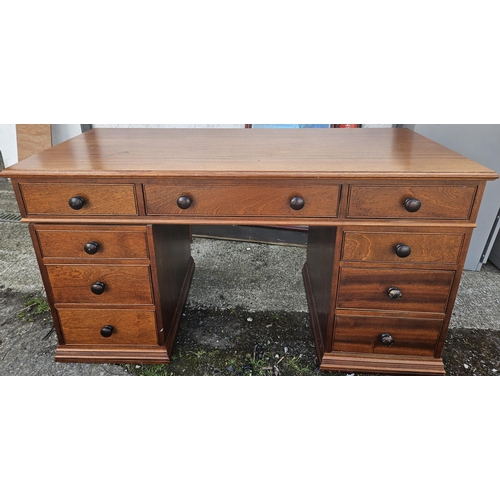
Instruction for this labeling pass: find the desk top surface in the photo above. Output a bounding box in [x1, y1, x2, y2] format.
[2, 127, 498, 180]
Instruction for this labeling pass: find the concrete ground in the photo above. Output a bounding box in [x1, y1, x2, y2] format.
[1, 176, 499, 375]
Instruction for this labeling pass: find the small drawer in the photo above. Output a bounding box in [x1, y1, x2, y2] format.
[46, 264, 153, 305]
[333, 314, 443, 356]
[347, 185, 477, 219]
[19, 183, 138, 216]
[36, 225, 149, 259]
[337, 267, 455, 313]
[342, 231, 465, 264]
[57, 308, 158, 345]
[144, 180, 340, 217]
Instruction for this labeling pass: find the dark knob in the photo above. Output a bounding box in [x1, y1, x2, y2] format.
[84, 241, 99, 255]
[404, 198, 421, 213]
[395, 243, 411, 258]
[90, 281, 106, 295]
[405, 198, 422, 212]
[290, 196, 305, 211]
[69, 196, 85, 210]
[100, 325, 114, 338]
[177, 195, 192, 209]
[387, 286, 402, 300]
[380, 333, 394, 346]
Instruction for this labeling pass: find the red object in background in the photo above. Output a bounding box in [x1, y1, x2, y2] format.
[335, 124, 360, 128]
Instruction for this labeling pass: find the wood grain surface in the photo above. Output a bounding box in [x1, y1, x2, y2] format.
[16, 124, 51, 162]
[2, 128, 497, 179]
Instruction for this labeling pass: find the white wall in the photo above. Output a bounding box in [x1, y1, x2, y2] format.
[0, 124, 18, 167]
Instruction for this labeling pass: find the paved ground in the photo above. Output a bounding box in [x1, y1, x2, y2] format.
[1, 176, 499, 375]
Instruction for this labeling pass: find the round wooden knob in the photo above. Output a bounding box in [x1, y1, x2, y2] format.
[387, 286, 402, 300]
[100, 325, 114, 338]
[290, 196, 305, 211]
[395, 243, 411, 258]
[404, 198, 421, 212]
[91, 281, 106, 295]
[84, 241, 99, 255]
[69, 196, 85, 210]
[177, 195, 192, 209]
[380, 333, 394, 346]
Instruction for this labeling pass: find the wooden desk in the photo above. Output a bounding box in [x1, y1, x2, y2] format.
[2, 127, 497, 374]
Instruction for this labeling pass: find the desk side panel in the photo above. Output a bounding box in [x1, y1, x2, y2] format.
[148, 225, 193, 353]
[305, 226, 338, 355]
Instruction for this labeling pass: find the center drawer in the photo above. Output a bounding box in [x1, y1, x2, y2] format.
[144, 180, 340, 217]
[337, 267, 455, 313]
[46, 264, 154, 305]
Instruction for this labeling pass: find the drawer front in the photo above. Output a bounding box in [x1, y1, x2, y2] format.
[144, 180, 340, 217]
[342, 231, 465, 264]
[333, 314, 443, 356]
[337, 268, 455, 313]
[20, 183, 138, 215]
[58, 308, 158, 345]
[347, 185, 477, 219]
[47, 265, 153, 304]
[36, 226, 149, 259]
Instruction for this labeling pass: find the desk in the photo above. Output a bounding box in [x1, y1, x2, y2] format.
[2, 128, 497, 374]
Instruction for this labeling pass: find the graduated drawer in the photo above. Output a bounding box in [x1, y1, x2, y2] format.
[342, 230, 465, 264]
[19, 183, 138, 215]
[57, 308, 158, 345]
[337, 267, 455, 313]
[144, 180, 340, 217]
[347, 185, 477, 219]
[35, 225, 149, 259]
[46, 264, 153, 304]
[333, 314, 443, 356]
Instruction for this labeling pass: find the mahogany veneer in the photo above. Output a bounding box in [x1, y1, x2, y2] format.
[1, 127, 497, 374]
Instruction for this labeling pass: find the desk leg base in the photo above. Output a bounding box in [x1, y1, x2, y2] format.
[303, 262, 446, 375]
[55, 346, 171, 364]
[164, 255, 195, 355]
[302, 262, 325, 361]
[54, 257, 196, 366]
[320, 352, 446, 375]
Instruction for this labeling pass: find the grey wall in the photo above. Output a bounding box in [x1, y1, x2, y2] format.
[413, 125, 500, 271]
[51, 124, 83, 146]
